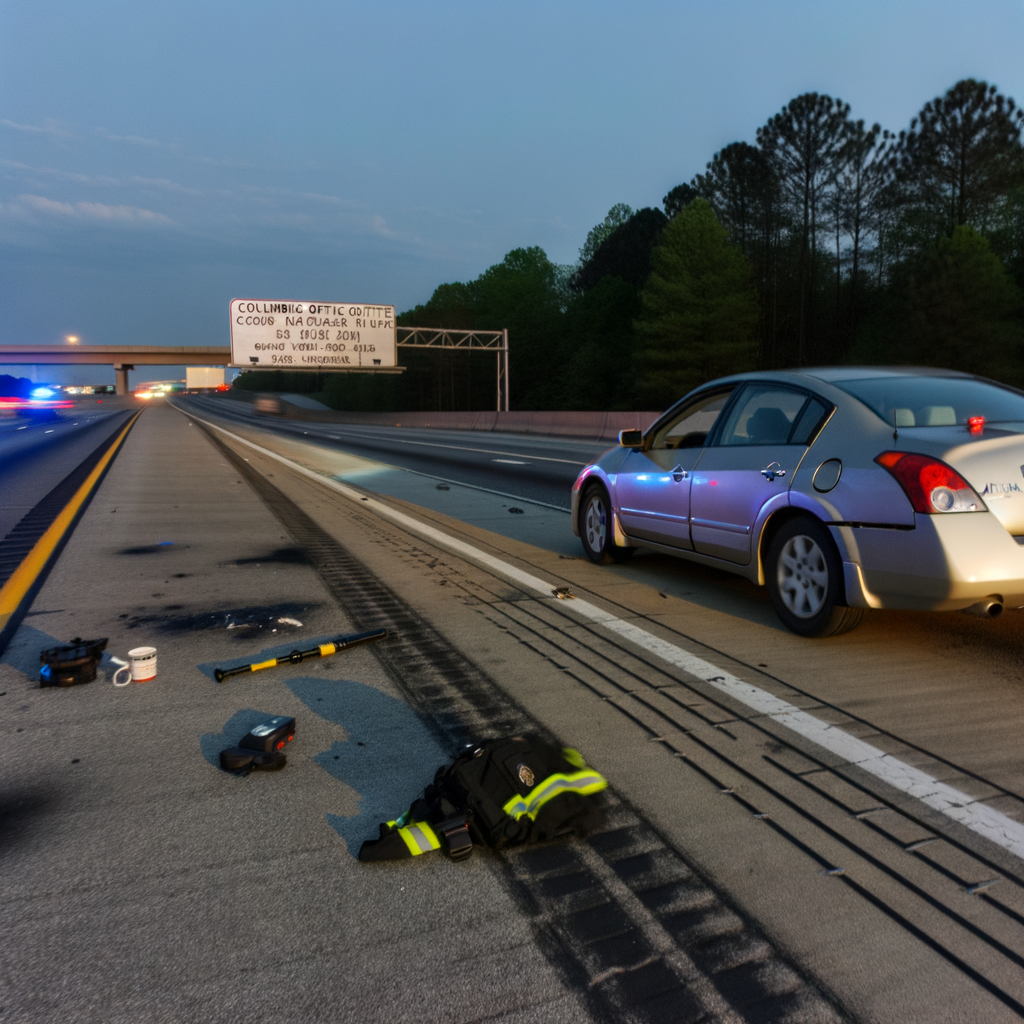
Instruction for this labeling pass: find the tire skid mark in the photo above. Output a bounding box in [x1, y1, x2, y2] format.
[443, 571, 1024, 1017]
[200, 421, 850, 1024]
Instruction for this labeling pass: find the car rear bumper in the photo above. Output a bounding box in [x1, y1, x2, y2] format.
[836, 513, 1024, 610]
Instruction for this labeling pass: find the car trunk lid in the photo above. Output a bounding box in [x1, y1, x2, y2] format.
[943, 431, 1024, 537]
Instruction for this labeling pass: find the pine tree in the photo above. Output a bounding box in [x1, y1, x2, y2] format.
[894, 79, 1024, 236]
[634, 199, 758, 408]
[906, 226, 1024, 384]
[758, 94, 852, 364]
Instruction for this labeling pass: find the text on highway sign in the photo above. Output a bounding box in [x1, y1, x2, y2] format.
[229, 298, 397, 369]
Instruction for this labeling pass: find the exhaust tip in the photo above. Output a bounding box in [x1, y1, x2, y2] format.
[963, 597, 1004, 618]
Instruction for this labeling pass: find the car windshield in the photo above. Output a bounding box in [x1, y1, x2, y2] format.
[833, 376, 1024, 428]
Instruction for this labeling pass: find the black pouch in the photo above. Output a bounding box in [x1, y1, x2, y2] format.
[219, 748, 286, 774]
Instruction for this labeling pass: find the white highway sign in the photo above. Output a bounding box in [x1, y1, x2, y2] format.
[229, 299, 397, 369]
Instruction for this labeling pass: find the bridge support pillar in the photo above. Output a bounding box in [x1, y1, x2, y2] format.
[114, 364, 133, 395]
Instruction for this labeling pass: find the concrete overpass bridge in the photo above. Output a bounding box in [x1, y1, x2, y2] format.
[0, 345, 232, 394]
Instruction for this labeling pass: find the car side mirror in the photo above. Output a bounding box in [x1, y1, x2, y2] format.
[618, 429, 643, 449]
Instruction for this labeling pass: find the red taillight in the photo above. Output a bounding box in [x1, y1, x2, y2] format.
[875, 451, 984, 514]
[969, 415, 984, 434]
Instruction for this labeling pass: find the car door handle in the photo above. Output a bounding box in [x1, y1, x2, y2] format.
[671, 465, 688, 482]
[761, 462, 786, 482]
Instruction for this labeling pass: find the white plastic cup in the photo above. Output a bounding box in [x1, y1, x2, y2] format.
[127, 646, 157, 682]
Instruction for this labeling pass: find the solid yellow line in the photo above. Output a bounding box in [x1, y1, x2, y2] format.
[0, 411, 142, 634]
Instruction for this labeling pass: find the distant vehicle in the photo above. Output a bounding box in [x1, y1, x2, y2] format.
[572, 367, 1024, 636]
[0, 383, 73, 419]
[254, 394, 283, 416]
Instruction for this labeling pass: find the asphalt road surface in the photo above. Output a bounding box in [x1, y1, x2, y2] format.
[180, 393, 609, 509]
[0, 400, 132, 540]
[6, 397, 1024, 1023]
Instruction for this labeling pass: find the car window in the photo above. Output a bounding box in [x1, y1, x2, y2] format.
[790, 397, 831, 445]
[650, 389, 735, 450]
[717, 385, 809, 446]
[833, 376, 1024, 428]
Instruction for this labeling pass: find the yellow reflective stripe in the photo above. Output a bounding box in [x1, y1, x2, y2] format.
[250, 658, 277, 672]
[503, 770, 608, 821]
[319, 643, 337, 657]
[562, 747, 587, 770]
[397, 821, 440, 855]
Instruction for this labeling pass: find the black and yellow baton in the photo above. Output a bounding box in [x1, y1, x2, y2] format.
[214, 628, 387, 682]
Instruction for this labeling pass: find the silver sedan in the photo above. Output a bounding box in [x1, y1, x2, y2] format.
[571, 368, 1024, 636]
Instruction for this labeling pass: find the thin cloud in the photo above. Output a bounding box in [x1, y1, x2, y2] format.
[16, 193, 172, 223]
[1, 158, 105, 184]
[193, 155, 252, 169]
[98, 130, 162, 147]
[1, 118, 77, 138]
[130, 176, 204, 196]
[1, 118, 162, 147]
[238, 183, 364, 209]
[299, 190, 363, 209]
[369, 214, 394, 238]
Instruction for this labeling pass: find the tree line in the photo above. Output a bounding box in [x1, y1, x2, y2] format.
[238, 78, 1024, 412]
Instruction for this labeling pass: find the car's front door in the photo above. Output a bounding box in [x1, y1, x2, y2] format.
[689, 384, 827, 564]
[614, 389, 735, 549]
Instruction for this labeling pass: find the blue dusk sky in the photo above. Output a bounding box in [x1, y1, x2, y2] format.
[1, 0, 1023, 384]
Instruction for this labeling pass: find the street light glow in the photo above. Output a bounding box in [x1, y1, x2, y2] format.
[66, 335, 79, 344]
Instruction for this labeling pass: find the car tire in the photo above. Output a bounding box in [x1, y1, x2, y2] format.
[766, 516, 863, 637]
[579, 484, 633, 564]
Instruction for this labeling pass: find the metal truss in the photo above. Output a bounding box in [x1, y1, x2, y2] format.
[397, 327, 509, 411]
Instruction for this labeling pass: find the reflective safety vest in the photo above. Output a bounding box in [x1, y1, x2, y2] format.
[382, 766, 608, 858]
[502, 769, 608, 822]
[387, 818, 441, 856]
[358, 737, 608, 863]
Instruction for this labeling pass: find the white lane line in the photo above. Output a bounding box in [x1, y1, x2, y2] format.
[181, 400, 572, 513]
[492, 459, 528, 465]
[190, 413, 1024, 863]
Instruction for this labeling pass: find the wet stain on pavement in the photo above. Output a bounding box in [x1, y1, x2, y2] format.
[288, 675, 447, 858]
[0, 788, 55, 852]
[123, 602, 318, 638]
[232, 546, 309, 566]
[119, 542, 178, 555]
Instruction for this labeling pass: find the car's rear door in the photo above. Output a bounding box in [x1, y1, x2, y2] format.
[614, 388, 736, 549]
[689, 384, 828, 564]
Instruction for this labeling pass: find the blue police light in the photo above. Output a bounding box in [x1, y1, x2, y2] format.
[31, 386, 55, 399]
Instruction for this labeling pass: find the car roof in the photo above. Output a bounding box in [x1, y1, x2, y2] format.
[697, 367, 976, 392]
[659, 367, 989, 424]
[799, 366, 974, 383]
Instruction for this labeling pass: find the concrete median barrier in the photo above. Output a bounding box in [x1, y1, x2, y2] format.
[226, 390, 661, 440]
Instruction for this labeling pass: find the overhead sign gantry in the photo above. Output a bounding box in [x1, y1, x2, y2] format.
[228, 298, 510, 411]
[229, 298, 397, 370]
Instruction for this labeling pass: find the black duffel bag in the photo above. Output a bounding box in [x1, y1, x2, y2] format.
[358, 736, 607, 863]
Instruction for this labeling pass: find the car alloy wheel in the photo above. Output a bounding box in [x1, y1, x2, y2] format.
[765, 515, 863, 637]
[582, 491, 608, 558]
[777, 533, 829, 618]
